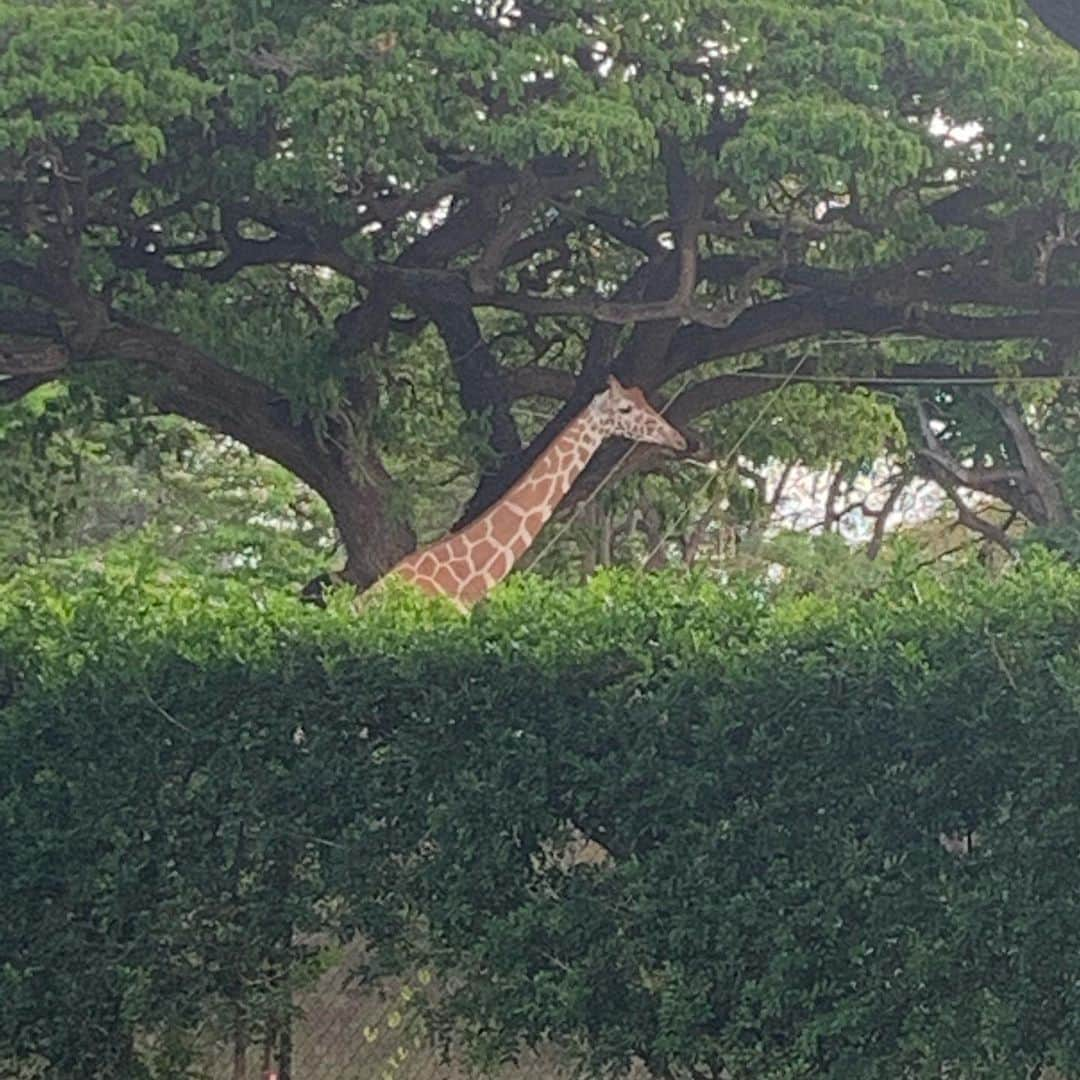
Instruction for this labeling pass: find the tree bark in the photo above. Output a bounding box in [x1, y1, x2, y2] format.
[29, 316, 416, 588]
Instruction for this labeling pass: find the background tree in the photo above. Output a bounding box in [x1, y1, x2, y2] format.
[4, 0, 1080, 587]
[0, 382, 337, 584]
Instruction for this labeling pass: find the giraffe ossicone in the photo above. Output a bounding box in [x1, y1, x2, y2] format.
[375, 376, 687, 605]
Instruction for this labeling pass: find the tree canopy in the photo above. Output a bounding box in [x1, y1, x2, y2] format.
[3, 0, 1080, 584]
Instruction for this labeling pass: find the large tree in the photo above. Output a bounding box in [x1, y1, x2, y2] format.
[3, 0, 1080, 586]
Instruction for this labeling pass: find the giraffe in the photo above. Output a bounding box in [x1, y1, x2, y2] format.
[377, 376, 687, 605]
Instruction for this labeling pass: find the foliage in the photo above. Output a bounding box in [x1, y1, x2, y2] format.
[3, 554, 1080, 1077]
[4, 0, 1080, 582]
[0, 383, 336, 587]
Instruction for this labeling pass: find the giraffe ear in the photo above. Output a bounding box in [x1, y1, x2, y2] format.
[607, 374, 624, 393]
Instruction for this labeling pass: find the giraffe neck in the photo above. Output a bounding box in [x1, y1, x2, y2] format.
[389, 405, 604, 602]
[484, 409, 603, 554]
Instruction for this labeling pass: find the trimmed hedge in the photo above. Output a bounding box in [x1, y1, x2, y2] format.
[2, 557, 1080, 1078]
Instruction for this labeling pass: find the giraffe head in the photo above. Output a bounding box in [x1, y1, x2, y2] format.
[593, 375, 688, 451]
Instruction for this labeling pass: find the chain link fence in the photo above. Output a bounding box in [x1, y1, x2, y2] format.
[194, 937, 589, 1080]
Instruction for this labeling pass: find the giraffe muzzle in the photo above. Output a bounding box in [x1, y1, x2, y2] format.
[653, 421, 687, 451]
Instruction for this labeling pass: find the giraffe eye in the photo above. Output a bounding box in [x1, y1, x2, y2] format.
[617, 403, 633, 413]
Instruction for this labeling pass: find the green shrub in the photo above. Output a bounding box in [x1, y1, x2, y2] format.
[2, 555, 1080, 1078]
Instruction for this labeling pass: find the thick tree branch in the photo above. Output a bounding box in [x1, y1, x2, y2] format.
[1028, 0, 1080, 48]
[0, 308, 64, 341]
[82, 317, 415, 586]
[925, 187, 997, 228]
[909, 396, 1058, 530]
[866, 472, 910, 560]
[0, 339, 69, 377]
[501, 220, 574, 272]
[468, 168, 592, 294]
[914, 398, 1026, 491]
[924, 462, 1017, 552]
[422, 305, 526, 527]
[481, 283, 748, 326]
[992, 394, 1070, 525]
[0, 260, 60, 303]
[488, 365, 577, 400]
[0, 372, 54, 403]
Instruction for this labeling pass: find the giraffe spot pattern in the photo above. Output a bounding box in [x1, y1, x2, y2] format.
[490, 505, 522, 544]
[433, 565, 458, 592]
[524, 478, 555, 508]
[459, 575, 489, 603]
[472, 539, 497, 567]
[377, 392, 681, 604]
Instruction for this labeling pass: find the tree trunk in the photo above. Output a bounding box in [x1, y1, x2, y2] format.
[99, 320, 416, 587]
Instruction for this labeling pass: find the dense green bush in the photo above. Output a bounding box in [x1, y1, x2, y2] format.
[2, 556, 1080, 1078]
